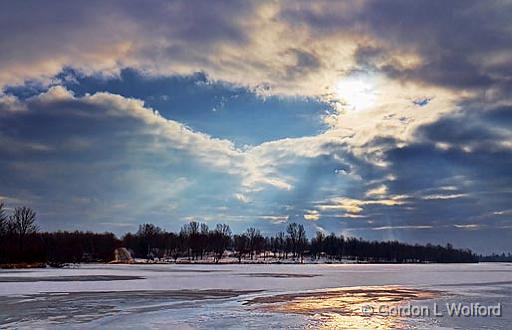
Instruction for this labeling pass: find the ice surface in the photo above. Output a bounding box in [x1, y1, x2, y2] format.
[1, 263, 511, 329]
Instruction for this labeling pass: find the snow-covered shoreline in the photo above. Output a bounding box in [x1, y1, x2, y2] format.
[1, 263, 510, 329]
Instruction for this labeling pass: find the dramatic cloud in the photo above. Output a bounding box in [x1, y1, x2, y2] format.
[0, 87, 241, 229]
[0, 86, 353, 232]
[0, 1, 511, 252]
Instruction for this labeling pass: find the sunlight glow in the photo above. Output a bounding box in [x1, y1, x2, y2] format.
[250, 286, 438, 330]
[335, 76, 378, 110]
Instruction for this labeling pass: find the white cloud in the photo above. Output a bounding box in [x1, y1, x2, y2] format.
[365, 184, 388, 197]
[370, 225, 433, 231]
[303, 210, 320, 221]
[234, 193, 250, 203]
[453, 224, 480, 229]
[259, 215, 289, 224]
[2, 87, 336, 194]
[317, 195, 406, 214]
[422, 193, 468, 200]
[0, 1, 475, 184]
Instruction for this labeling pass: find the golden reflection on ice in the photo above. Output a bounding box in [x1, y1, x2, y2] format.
[247, 286, 439, 329]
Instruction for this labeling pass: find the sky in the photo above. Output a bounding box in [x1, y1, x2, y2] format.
[0, 1, 511, 253]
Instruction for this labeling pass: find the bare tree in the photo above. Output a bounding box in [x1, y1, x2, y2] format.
[246, 227, 262, 260]
[10, 206, 38, 251]
[296, 224, 307, 262]
[0, 203, 8, 262]
[311, 231, 325, 259]
[199, 223, 209, 259]
[286, 223, 298, 258]
[276, 231, 286, 258]
[180, 221, 202, 259]
[285, 223, 307, 261]
[0, 203, 7, 236]
[233, 234, 248, 263]
[211, 224, 231, 263]
[136, 223, 162, 259]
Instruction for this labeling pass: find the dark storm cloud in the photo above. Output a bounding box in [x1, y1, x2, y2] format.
[295, 102, 512, 253]
[281, 0, 512, 90]
[387, 104, 512, 197]
[0, 0, 252, 48]
[2, 1, 511, 97]
[0, 0, 257, 88]
[284, 49, 322, 80]
[364, 105, 512, 251]
[273, 0, 512, 251]
[361, 0, 511, 89]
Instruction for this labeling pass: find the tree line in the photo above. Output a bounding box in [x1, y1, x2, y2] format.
[0, 203, 118, 265]
[479, 252, 512, 262]
[0, 203, 478, 266]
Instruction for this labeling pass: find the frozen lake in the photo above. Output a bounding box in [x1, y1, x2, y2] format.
[1, 263, 511, 329]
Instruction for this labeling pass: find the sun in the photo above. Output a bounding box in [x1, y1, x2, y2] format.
[335, 76, 378, 110]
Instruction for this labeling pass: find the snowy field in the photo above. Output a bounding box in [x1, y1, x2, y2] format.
[0, 263, 511, 329]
